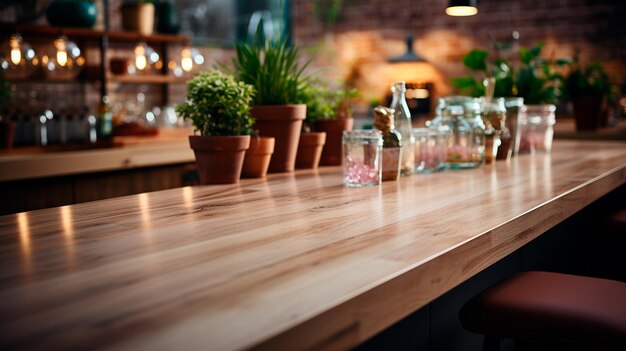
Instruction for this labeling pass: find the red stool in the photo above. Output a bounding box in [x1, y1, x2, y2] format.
[459, 271, 626, 351]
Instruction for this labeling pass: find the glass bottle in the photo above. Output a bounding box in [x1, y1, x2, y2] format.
[373, 106, 402, 181]
[389, 81, 414, 176]
[96, 95, 112, 140]
[431, 96, 486, 169]
[482, 98, 510, 160]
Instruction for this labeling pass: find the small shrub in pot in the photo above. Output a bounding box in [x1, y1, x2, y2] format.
[176, 69, 255, 184]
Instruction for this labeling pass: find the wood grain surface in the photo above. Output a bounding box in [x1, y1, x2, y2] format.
[0, 129, 194, 182]
[0, 140, 625, 351]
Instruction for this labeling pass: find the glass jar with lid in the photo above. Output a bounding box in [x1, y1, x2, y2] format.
[431, 96, 486, 169]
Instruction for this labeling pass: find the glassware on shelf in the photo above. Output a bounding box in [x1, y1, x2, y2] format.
[413, 128, 448, 173]
[41, 36, 85, 79]
[504, 97, 524, 156]
[96, 95, 113, 140]
[342, 130, 382, 187]
[389, 81, 415, 176]
[129, 42, 160, 75]
[431, 96, 486, 169]
[1, 34, 36, 79]
[520, 104, 556, 153]
[169, 47, 205, 77]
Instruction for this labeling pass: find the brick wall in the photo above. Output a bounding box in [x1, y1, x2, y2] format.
[3, 0, 624, 117]
[291, 0, 626, 106]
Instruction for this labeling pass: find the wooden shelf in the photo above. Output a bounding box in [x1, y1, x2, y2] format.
[107, 74, 187, 84]
[0, 23, 189, 45]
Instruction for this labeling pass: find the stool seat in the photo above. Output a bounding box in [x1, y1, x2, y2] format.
[459, 271, 626, 348]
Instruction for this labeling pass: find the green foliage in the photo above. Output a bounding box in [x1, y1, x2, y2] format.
[299, 82, 335, 123]
[311, 0, 344, 27]
[230, 37, 309, 106]
[176, 69, 255, 136]
[451, 44, 570, 105]
[563, 55, 617, 103]
[298, 81, 361, 123]
[463, 49, 488, 71]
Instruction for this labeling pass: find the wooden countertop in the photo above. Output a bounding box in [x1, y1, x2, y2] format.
[0, 129, 195, 182]
[554, 118, 626, 141]
[0, 140, 625, 351]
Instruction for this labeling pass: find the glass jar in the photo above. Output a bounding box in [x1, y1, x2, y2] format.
[342, 130, 383, 187]
[504, 98, 523, 156]
[413, 128, 448, 173]
[431, 96, 486, 169]
[520, 104, 556, 153]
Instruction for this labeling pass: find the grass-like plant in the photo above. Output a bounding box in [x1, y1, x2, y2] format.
[176, 69, 255, 136]
[231, 38, 309, 106]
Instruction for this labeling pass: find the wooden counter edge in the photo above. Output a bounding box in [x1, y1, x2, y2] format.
[0, 141, 195, 182]
[249, 165, 626, 351]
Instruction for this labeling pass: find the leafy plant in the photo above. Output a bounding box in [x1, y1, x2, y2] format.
[451, 44, 570, 105]
[563, 53, 617, 103]
[299, 82, 335, 124]
[176, 69, 255, 136]
[298, 81, 361, 124]
[230, 37, 309, 106]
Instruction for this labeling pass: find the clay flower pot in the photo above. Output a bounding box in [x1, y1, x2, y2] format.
[315, 118, 354, 166]
[296, 132, 326, 169]
[242, 136, 275, 178]
[121, 2, 155, 35]
[573, 95, 605, 131]
[250, 104, 306, 173]
[189, 135, 250, 184]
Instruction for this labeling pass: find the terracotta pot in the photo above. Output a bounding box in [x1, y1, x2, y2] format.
[242, 136, 275, 178]
[188, 135, 250, 185]
[314, 118, 354, 166]
[573, 95, 604, 131]
[0, 120, 16, 149]
[250, 104, 306, 173]
[121, 3, 155, 35]
[296, 132, 326, 169]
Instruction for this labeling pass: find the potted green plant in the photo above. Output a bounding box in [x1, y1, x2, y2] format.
[241, 134, 275, 178]
[231, 37, 308, 173]
[451, 44, 570, 153]
[314, 86, 360, 165]
[450, 44, 569, 104]
[120, 0, 155, 35]
[176, 69, 254, 184]
[294, 81, 328, 169]
[563, 55, 617, 131]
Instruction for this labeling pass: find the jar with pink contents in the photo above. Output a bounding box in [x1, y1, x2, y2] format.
[519, 104, 556, 153]
[342, 130, 383, 187]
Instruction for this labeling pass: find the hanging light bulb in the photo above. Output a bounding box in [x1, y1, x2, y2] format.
[42, 36, 84, 79]
[181, 47, 193, 72]
[446, 0, 478, 16]
[1, 34, 36, 79]
[170, 47, 204, 77]
[131, 42, 160, 74]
